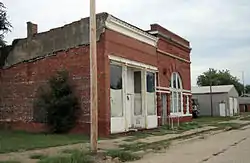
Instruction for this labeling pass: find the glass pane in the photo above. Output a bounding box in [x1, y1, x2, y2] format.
[170, 92, 173, 113]
[134, 71, 141, 93]
[177, 77, 181, 89]
[147, 72, 155, 93]
[174, 92, 177, 113]
[110, 65, 122, 90]
[173, 73, 177, 88]
[178, 93, 182, 112]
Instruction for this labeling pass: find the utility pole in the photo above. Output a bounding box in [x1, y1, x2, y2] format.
[209, 79, 213, 117]
[90, 0, 98, 153]
[242, 71, 245, 96]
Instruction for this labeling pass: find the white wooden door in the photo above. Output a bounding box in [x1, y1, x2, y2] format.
[233, 98, 238, 115]
[229, 97, 234, 116]
[219, 103, 226, 117]
[110, 64, 125, 134]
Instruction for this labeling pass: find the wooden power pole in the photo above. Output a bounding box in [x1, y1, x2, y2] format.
[90, 0, 98, 153]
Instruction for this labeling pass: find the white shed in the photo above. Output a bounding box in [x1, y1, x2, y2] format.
[192, 85, 239, 117]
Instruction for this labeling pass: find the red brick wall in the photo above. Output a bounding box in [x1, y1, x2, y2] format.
[0, 41, 107, 135]
[104, 29, 157, 66]
[157, 53, 191, 90]
[158, 38, 190, 61]
[150, 24, 190, 47]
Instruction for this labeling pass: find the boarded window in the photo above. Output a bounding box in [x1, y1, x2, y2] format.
[110, 65, 122, 90]
[147, 72, 155, 93]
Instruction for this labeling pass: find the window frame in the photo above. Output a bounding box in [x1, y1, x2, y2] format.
[170, 72, 183, 115]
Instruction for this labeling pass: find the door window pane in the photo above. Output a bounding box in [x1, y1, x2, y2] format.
[134, 71, 141, 93]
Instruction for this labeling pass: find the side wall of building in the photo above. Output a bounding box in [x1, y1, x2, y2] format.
[0, 39, 108, 135]
[192, 93, 228, 116]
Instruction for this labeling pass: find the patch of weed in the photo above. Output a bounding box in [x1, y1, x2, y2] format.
[30, 153, 48, 160]
[38, 150, 93, 163]
[106, 150, 140, 162]
[0, 161, 21, 163]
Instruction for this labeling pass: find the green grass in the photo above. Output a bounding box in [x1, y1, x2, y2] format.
[106, 150, 140, 162]
[38, 151, 93, 163]
[240, 116, 250, 121]
[193, 116, 236, 125]
[178, 122, 202, 131]
[0, 130, 89, 154]
[214, 122, 242, 130]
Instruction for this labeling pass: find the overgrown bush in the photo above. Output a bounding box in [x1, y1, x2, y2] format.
[34, 70, 79, 133]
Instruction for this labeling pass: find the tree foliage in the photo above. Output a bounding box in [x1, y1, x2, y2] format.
[197, 68, 244, 95]
[245, 85, 250, 94]
[34, 70, 80, 133]
[0, 2, 11, 47]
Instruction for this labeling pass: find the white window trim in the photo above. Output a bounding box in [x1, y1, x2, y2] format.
[109, 55, 158, 71]
[186, 96, 190, 114]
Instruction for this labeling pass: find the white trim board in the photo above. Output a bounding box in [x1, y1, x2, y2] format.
[109, 55, 158, 71]
[105, 15, 158, 47]
[157, 86, 191, 93]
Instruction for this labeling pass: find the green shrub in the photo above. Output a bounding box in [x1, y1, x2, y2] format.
[34, 70, 80, 133]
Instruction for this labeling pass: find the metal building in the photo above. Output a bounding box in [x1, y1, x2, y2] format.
[191, 85, 239, 117]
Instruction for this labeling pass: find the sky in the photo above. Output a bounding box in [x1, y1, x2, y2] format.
[2, 0, 250, 86]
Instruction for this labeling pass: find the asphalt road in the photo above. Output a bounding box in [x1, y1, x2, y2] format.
[131, 126, 250, 163]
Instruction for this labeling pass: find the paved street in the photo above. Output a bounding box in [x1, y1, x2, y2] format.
[131, 126, 250, 163]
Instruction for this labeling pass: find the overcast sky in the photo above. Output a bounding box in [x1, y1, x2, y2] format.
[2, 0, 250, 86]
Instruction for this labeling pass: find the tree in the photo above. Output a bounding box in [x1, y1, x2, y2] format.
[0, 2, 11, 47]
[34, 70, 80, 133]
[245, 85, 250, 94]
[197, 68, 244, 95]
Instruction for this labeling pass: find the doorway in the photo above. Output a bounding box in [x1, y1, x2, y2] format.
[126, 67, 144, 129]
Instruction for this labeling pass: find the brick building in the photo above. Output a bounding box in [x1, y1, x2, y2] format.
[0, 13, 192, 136]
